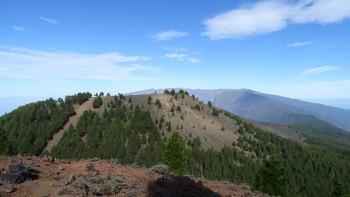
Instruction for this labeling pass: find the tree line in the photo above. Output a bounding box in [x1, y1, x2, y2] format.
[1, 91, 350, 196]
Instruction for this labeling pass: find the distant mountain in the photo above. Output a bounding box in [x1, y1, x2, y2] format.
[183, 89, 350, 151]
[2, 91, 350, 196]
[130, 88, 350, 131]
[131, 88, 350, 150]
[185, 89, 350, 132]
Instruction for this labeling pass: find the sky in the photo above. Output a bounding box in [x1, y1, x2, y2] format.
[1, 0, 350, 113]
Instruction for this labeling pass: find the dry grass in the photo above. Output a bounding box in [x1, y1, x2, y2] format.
[129, 94, 240, 150]
[45, 93, 304, 153]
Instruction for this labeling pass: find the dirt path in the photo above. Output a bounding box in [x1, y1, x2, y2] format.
[44, 98, 95, 152]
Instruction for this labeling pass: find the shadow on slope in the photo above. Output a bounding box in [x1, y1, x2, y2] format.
[147, 175, 221, 197]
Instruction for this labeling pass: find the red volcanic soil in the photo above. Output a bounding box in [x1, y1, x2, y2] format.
[0, 156, 267, 197]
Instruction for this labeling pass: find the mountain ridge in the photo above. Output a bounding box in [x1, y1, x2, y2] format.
[131, 88, 350, 132]
[1, 91, 350, 196]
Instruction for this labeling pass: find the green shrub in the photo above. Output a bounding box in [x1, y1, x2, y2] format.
[212, 107, 220, 116]
[150, 163, 170, 175]
[86, 162, 95, 171]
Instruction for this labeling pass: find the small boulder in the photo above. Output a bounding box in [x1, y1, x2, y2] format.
[8, 163, 28, 173]
[0, 184, 15, 193]
[57, 187, 71, 195]
[50, 181, 65, 188]
[0, 172, 25, 184]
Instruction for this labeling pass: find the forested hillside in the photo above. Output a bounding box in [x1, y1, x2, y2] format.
[0, 92, 91, 155]
[1, 91, 350, 196]
[51, 96, 165, 167]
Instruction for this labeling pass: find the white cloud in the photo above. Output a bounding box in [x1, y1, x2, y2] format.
[39, 16, 59, 25]
[153, 30, 188, 41]
[164, 53, 201, 64]
[12, 25, 29, 32]
[302, 66, 338, 76]
[130, 64, 160, 72]
[164, 53, 187, 60]
[291, 0, 350, 24]
[287, 41, 313, 47]
[187, 57, 201, 64]
[203, 0, 350, 40]
[203, 1, 290, 40]
[0, 46, 155, 81]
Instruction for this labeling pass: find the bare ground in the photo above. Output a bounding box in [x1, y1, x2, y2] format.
[0, 156, 267, 197]
[44, 96, 115, 152]
[252, 121, 305, 142]
[128, 94, 240, 150]
[44, 98, 95, 152]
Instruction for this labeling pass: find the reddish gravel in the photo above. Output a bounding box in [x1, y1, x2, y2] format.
[0, 156, 267, 197]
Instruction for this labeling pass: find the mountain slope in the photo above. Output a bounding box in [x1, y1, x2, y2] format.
[128, 91, 304, 142]
[260, 91, 350, 132]
[128, 94, 241, 149]
[1, 91, 350, 196]
[186, 88, 350, 132]
[184, 88, 350, 151]
[44, 96, 114, 152]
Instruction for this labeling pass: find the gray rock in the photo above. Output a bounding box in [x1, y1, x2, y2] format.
[0, 184, 15, 193]
[57, 187, 71, 195]
[125, 190, 137, 197]
[50, 181, 65, 188]
[0, 172, 25, 184]
[8, 163, 28, 173]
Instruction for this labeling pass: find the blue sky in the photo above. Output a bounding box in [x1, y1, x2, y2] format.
[1, 0, 350, 113]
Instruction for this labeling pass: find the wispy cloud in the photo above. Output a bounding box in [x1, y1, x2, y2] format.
[187, 57, 201, 64]
[0, 46, 156, 81]
[302, 66, 338, 76]
[287, 41, 313, 48]
[39, 16, 59, 25]
[203, 0, 350, 40]
[12, 25, 29, 32]
[164, 53, 201, 64]
[164, 53, 187, 60]
[153, 30, 188, 41]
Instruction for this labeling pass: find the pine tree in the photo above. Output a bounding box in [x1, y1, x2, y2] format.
[254, 156, 288, 196]
[155, 99, 162, 109]
[207, 101, 213, 108]
[165, 132, 186, 174]
[92, 96, 103, 108]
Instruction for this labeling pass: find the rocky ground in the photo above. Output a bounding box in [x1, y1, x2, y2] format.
[0, 156, 267, 197]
